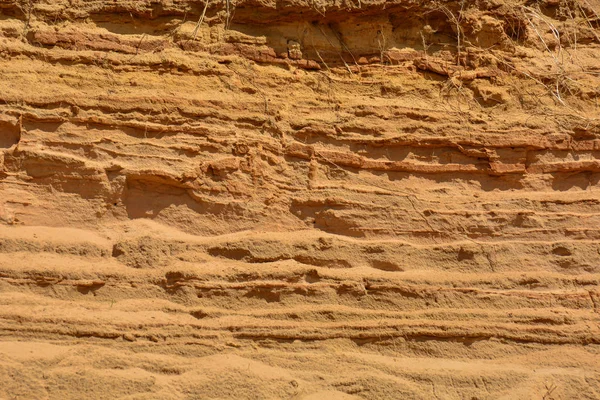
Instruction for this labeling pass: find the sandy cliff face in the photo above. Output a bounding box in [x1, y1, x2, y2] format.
[1, 0, 600, 398]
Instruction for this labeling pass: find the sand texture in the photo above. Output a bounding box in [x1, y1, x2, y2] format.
[1, 0, 600, 398]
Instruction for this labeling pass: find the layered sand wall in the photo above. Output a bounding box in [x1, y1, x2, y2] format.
[1, 0, 600, 398]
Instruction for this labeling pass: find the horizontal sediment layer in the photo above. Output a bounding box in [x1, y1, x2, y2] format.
[1, 0, 600, 398]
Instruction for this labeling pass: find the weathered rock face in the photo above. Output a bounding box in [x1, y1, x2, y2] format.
[1, 0, 600, 398]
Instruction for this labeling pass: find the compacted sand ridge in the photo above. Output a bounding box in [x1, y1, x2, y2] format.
[1, 0, 600, 398]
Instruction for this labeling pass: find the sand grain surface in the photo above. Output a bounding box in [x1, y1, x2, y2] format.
[1, 0, 600, 398]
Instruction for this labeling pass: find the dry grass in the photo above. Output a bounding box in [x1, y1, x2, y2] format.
[191, 0, 210, 40]
[418, 0, 600, 121]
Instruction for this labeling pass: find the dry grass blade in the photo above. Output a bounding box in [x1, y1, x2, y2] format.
[192, 0, 210, 40]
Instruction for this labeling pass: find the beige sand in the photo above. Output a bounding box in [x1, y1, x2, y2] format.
[1, 0, 599, 398]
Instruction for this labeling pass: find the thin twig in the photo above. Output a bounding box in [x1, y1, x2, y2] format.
[192, 0, 210, 40]
[317, 25, 353, 74]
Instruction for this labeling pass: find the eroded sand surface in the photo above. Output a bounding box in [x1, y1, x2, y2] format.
[1, 0, 600, 398]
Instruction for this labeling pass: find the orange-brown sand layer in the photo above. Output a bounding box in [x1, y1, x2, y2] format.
[1, 0, 600, 398]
